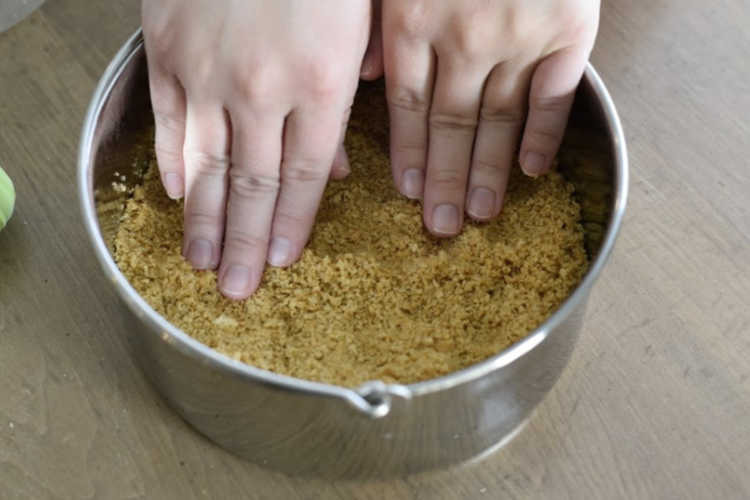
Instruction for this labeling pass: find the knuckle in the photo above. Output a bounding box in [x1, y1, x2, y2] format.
[388, 85, 430, 114]
[530, 94, 572, 114]
[154, 144, 182, 167]
[189, 58, 216, 88]
[231, 64, 275, 102]
[429, 168, 465, 188]
[281, 158, 328, 183]
[449, 22, 488, 60]
[499, 9, 526, 47]
[393, 141, 426, 156]
[304, 63, 345, 102]
[479, 107, 526, 127]
[524, 128, 563, 150]
[184, 151, 230, 177]
[153, 111, 184, 133]
[229, 170, 280, 199]
[429, 112, 478, 134]
[144, 22, 175, 59]
[273, 210, 309, 230]
[184, 210, 222, 230]
[391, 3, 430, 39]
[223, 229, 268, 254]
[472, 158, 509, 175]
[559, 11, 598, 47]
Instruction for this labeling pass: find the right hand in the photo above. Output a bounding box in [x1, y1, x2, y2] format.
[360, 0, 599, 236]
[142, 0, 371, 299]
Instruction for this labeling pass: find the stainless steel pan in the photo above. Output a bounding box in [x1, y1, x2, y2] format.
[78, 29, 628, 478]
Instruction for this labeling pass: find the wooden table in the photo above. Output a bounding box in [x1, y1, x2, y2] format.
[1, 1, 748, 498]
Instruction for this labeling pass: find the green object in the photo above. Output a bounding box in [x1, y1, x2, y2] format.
[0, 166, 15, 230]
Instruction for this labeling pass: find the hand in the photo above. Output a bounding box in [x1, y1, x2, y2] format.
[362, 0, 599, 236]
[142, 0, 371, 299]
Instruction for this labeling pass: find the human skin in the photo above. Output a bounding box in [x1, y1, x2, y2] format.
[142, 0, 599, 299]
[360, 0, 600, 236]
[142, 0, 371, 299]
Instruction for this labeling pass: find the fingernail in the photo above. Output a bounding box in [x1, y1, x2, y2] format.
[185, 239, 213, 269]
[401, 169, 423, 199]
[361, 58, 373, 77]
[163, 173, 184, 199]
[468, 188, 496, 220]
[331, 148, 350, 179]
[339, 148, 350, 172]
[432, 204, 460, 235]
[523, 152, 547, 177]
[221, 265, 252, 298]
[268, 237, 292, 267]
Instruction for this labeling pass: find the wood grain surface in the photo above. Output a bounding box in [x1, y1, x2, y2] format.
[1, 1, 748, 498]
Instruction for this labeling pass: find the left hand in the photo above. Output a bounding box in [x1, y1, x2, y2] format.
[142, 0, 372, 299]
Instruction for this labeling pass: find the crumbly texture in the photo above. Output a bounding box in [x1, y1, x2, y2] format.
[113, 83, 588, 387]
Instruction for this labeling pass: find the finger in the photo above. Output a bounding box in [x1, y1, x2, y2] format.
[466, 61, 534, 221]
[146, 59, 187, 199]
[423, 61, 486, 236]
[217, 110, 285, 300]
[520, 46, 589, 177]
[330, 108, 352, 180]
[181, 101, 231, 270]
[330, 144, 350, 180]
[266, 107, 342, 268]
[360, 0, 384, 80]
[382, 35, 435, 200]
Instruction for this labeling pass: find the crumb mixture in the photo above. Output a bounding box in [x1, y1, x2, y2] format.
[113, 83, 588, 387]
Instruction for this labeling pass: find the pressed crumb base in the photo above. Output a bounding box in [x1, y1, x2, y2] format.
[113, 83, 588, 387]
